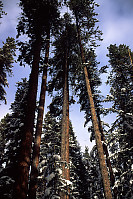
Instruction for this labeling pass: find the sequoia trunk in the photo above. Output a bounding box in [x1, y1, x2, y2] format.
[28, 30, 50, 199]
[96, 109, 115, 187]
[60, 47, 70, 199]
[13, 34, 42, 199]
[75, 15, 112, 199]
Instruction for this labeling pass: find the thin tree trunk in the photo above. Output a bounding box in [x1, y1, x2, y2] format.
[60, 46, 70, 199]
[13, 34, 42, 199]
[97, 113, 118, 198]
[28, 30, 50, 199]
[75, 15, 112, 199]
[96, 108, 115, 186]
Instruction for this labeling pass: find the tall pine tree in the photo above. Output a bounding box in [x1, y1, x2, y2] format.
[14, 1, 60, 198]
[0, 37, 16, 104]
[48, 14, 80, 198]
[68, 1, 112, 198]
[0, 78, 28, 199]
[106, 44, 133, 198]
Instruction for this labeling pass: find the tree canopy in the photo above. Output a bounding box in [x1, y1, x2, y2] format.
[0, 1, 132, 199]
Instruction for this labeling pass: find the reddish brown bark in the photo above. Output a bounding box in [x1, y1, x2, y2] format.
[96, 111, 118, 198]
[75, 16, 112, 199]
[60, 47, 70, 199]
[28, 30, 50, 199]
[13, 34, 42, 199]
[98, 115, 115, 186]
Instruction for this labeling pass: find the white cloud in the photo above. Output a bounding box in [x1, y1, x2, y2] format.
[0, 0, 20, 43]
[102, 18, 133, 48]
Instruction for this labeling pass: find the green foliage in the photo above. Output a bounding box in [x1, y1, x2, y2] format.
[68, 0, 102, 47]
[83, 145, 104, 198]
[74, 49, 103, 142]
[0, 37, 16, 104]
[17, 0, 61, 66]
[69, 124, 90, 198]
[37, 111, 61, 198]
[47, 14, 80, 121]
[0, 1, 6, 21]
[0, 79, 29, 199]
[106, 44, 133, 198]
[48, 13, 79, 93]
[37, 111, 89, 198]
[65, 0, 103, 142]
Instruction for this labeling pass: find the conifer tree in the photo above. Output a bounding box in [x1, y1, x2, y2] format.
[0, 0, 3, 19]
[0, 114, 15, 199]
[69, 124, 90, 198]
[0, 2, 16, 104]
[75, 51, 115, 187]
[28, 27, 50, 199]
[48, 14, 79, 198]
[14, 1, 60, 198]
[83, 146, 104, 199]
[0, 0, 6, 20]
[106, 44, 133, 198]
[37, 111, 61, 199]
[36, 111, 89, 199]
[68, 1, 112, 198]
[0, 78, 28, 199]
[0, 37, 16, 104]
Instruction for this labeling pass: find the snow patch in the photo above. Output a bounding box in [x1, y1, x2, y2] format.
[53, 154, 61, 161]
[131, 164, 133, 171]
[51, 195, 60, 199]
[112, 168, 118, 173]
[46, 172, 55, 183]
[40, 159, 46, 165]
[44, 187, 52, 196]
[121, 88, 126, 92]
[56, 168, 62, 175]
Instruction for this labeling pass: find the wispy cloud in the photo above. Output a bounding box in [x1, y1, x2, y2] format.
[96, 0, 133, 48]
[0, 0, 20, 43]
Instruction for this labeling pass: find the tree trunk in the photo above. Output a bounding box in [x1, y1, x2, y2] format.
[13, 34, 42, 199]
[28, 30, 50, 199]
[96, 108, 115, 187]
[75, 15, 112, 199]
[60, 46, 70, 199]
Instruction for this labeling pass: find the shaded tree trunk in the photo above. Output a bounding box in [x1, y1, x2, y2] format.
[75, 15, 112, 199]
[28, 29, 50, 199]
[60, 46, 70, 199]
[96, 108, 115, 187]
[13, 34, 42, 199]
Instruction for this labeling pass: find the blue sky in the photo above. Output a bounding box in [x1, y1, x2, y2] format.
[0, 0, 133, 151]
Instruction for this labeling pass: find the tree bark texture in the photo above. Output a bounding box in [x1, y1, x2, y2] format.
[75, 16, 112, 199]
[13, 34, 42, 199]
[28, 30, 50, 199]
[96, 109, 115, 187]
[60, 47, 70, 199]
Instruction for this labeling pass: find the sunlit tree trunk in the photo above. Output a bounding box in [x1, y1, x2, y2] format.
[75, 15, 112, 199]
[96, 108, 115, 187]
[60, 46, 70, 199]
[13, 34, 42, 199]
[28, 29, 50, 199]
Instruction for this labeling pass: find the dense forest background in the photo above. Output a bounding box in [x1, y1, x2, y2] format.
[0, 0, 133, 199]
